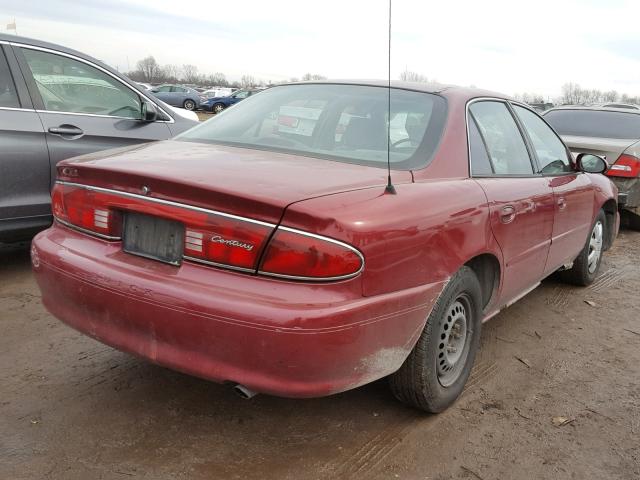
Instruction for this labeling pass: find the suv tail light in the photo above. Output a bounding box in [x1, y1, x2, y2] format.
[259, 227, 364, 281]
[606, 154, 640, 178]
[52, 183, 122, 238]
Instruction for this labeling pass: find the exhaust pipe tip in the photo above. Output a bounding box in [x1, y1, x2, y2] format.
[233, 384, 258, 400]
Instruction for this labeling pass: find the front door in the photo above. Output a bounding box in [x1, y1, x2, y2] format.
[468, 100, 555, 304]
[510, 105, 595, 273]
[0, 44, 51, 229]
[15, 46, 173, 179]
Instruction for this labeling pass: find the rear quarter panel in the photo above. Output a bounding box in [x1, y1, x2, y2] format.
[279, 178, 500, 298]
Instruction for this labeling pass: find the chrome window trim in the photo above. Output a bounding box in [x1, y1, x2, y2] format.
[11, 42, 175, 123]
[55, 218, 122, 241]
[56, 180, 276, 228]
[465, 97, 538, 178]
[0, 106, 35, 112]
[55, 181, 365, 282]
[35, 109, 147, 121]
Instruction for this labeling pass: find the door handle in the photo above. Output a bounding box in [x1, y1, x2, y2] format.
[500, 205, 516, 224]
[48, 125, 84, 137]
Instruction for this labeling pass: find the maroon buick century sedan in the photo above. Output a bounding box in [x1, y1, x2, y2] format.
[32, 81, 619, 412]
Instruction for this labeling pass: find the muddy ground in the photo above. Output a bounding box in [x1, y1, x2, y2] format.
[1, 231, 639, 480]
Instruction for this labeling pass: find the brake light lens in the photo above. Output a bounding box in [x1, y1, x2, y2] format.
[51, 183, 122, 237]
[182, 218, 271, 270]
[259, 228, 363, 280]
[606, 154, 640, 178]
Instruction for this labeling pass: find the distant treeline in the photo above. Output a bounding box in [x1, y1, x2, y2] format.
[125, 55, 326, 88]
[516, 82, 640, 106]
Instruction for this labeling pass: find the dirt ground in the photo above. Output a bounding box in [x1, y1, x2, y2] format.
[1, 231, 639, 480]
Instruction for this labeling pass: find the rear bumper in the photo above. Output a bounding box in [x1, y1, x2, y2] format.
[610, 177, 640, 209]
[32, 225, 443, 398]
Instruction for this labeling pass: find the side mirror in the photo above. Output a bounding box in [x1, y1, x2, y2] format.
[576, 153, 608, 174]
[141, 101, 158, 122]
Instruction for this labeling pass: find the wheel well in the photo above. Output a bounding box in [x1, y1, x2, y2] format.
[601, 199, 617, 250]
[465, 254, 500, 309]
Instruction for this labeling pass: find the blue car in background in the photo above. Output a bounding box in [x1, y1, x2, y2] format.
[150, 84, 204, 111]
[200, 89, 257, 114]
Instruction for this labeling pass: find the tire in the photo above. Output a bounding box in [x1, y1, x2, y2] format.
[559, 209, 606, 286]
[213, 103, 225, 114]
[389, 266, 483, 413]
[183, 99, 196, 111]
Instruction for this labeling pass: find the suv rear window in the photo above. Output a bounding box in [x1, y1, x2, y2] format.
[177, 84, 447, 170]
[544, 109, 640, 140]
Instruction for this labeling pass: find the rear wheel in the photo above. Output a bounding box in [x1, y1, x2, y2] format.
[213, 103, 225, 114]
[183, 99, 196, 111]
[559, 209, 606, 286]
[389, 266, 482, 413]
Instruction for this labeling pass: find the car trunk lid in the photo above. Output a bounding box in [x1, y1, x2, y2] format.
[58, 140, 412, 225]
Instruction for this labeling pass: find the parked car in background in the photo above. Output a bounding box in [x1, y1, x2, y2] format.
[600, 103, 639, 110]
[149, 84, 204, 111]
[544, 105, 640, 229]
[135, 82, 153, 91]
[32, 81, 618, 412]
[200, 88, 257, 113]
[201, 87, 233, 99]
[0, 33, 198, 242]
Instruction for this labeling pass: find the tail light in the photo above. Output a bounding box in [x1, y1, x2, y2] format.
[51, 182, 364, 281]
[606, 154, 640, 178]
[259, 227, 364, 281]
[51, 183, 122, 238]
[182, 216, 271, 270]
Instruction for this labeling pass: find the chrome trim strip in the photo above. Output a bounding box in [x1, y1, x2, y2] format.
[55, 181, 276, 228]
[0, 106, 36, 112]
[35, 109, 149, 121]
[183, 255, 255, 273]
[55, 218, 122, 241]
[10, 42, 175, 123]
[258, 225, 365, 282]
[56, 182, 365, 282]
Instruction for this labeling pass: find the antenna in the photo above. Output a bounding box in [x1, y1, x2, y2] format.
[385, 0, 397, 195]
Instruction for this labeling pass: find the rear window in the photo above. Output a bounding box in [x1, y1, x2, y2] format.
[544, 109, 640, 140]
[177, 84, 447, 170]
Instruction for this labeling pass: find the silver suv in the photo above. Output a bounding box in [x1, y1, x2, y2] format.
[0, 34, 199, 242]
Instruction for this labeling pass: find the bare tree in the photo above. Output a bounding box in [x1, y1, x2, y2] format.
[301, 73, 327, 81]
[163, 64, 181, 83]
[136, 56, 162, 83]
[182, 64, 200, 84]
[400, 69, 429, 83]
[603, 90, 619, 102]
[207, 72, 228, 87]
[241, 75, 256, 88]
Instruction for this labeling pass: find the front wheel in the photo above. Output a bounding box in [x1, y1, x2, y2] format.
[183, 99, 196, 111]
[559, 209, 606, 286]
[389, 266, 483, 413]
[213, 103, 225, 114]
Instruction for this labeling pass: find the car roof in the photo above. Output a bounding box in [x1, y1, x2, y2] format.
[544, 105, 640, 115]
[278, 79, 513, 102]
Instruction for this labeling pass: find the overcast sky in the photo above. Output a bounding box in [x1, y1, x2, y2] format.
[2, 0, 639, 98]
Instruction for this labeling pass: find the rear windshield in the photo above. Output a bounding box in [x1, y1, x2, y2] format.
[177, 84, 447, 170]
[544, 109, 640, 140]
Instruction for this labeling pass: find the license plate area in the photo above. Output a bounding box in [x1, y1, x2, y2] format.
[122, 212, 184, 265]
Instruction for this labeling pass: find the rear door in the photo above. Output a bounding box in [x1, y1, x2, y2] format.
[512, 104, 594, 272]
[0, 43, 51, 226]
[14, 45, 173, 176]
[468, 100, 555, 304]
